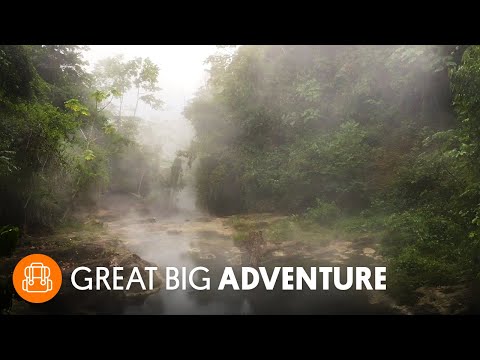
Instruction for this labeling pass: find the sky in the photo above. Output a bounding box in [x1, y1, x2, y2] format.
[84, 45, 218, 159]
[84, 45, 217, 117]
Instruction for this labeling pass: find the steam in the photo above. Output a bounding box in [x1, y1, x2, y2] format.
[84, 46, 218, 214]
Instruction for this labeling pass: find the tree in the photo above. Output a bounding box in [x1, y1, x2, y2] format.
[94, 55, 139, 123]
[29, 45, 91, 106]
[94, 55, 163, 122]
[0, 45, 36, 100]
[133, 57, 163, 116]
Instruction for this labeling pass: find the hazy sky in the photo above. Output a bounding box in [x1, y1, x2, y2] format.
[83, 45, 218, 160]
[85, 45, 217, 117]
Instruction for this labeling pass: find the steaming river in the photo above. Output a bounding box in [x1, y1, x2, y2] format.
[102, 194, 402, 315]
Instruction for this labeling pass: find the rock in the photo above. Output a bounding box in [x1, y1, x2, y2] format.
[116, 253, 164, 298]
[367, 292, 412, 315]
[230, 247, 242, 254]
[227, 255, 242, 265]
[363, 247, 376, 255]
[35, 251, 165, 314]
[272, 250, 286, 257]
[414, 285, 470, 314]
[199, 253, 216, 260]
[189, 247, 201, 253]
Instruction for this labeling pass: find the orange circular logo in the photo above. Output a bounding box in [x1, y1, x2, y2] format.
[13, 254, 62, 303]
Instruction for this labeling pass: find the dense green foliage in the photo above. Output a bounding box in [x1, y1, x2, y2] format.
[0, 45, 168, 233]
[185, 45, 480, 301]
[3, 44, 480, 306]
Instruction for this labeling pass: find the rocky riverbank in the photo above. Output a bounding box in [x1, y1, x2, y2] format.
[0, 221, 163, 315]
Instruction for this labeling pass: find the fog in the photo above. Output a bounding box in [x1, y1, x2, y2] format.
[85, 45, 217, 160]
[2, 45, 472, 315]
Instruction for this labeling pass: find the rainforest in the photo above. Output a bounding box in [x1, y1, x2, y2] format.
[1, 45, 480, 315]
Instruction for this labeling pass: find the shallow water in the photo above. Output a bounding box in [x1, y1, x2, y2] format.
[6, 192, 401, 315]
[116, 211, 399, 315]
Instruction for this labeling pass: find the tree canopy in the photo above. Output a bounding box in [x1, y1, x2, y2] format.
[184, 45, 480, 302]
[0, 45, 166, 231]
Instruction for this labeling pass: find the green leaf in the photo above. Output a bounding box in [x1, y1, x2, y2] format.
[110, 88, 121, 97]
[91, 90, 110, 103]
[103, 124, 116, 134]
[84, 149, 96, 161]
[65, 99, 90, 116]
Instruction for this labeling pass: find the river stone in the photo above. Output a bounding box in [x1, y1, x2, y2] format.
[363, 247, 376, 255]
[230, 247, 242, 254]
[414, 285, 470, 314]
[227, 255, 242, 265]
[111, 253, 163, 298]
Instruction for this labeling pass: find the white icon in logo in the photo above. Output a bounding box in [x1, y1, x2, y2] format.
[22, 262, 53, 293]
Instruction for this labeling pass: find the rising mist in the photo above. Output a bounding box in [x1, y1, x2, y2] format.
[1, 45, 479, 315]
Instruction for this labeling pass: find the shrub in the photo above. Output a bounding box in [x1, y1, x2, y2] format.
[304, 200, 341, 225]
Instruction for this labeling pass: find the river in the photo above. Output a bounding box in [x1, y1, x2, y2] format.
[100, 193, 401, 315]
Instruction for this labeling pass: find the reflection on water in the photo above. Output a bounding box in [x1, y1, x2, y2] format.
[122, 212, 398, 315]
[4, 190, 402, 315]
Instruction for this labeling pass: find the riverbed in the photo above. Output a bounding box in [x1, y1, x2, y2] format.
[3, 193, 406, 315]
[99, 194, 402, 315]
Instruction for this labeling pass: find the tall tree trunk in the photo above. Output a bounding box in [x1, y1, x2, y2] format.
[137, 169, 145, 195]
[119, 93, 124, 125]
[134, 86, 140, 117]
